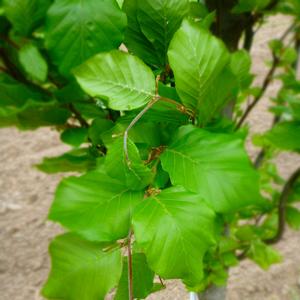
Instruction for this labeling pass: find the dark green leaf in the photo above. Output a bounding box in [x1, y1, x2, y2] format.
[45, 0, 127, 75]
[3, 0, 51, 36]
[49, 168, 143, 242]
[132, 186, 216, 286]
[137, 0, 189, 67]
[42, 233, 122, 300]
[36, 148, 97, 174]
[123, 0, 161, 67]
[60, 127, 88, 147]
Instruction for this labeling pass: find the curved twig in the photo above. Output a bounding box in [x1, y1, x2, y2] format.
[266, 166, 300, 244]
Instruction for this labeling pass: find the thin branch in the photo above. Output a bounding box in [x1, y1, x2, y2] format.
[266, 166, 300, 244]
[127, 229, 134, 300]
[158, 96, 195, 119]
[68, 103, 89, 128]
[236, 52, 279, 129]
[236, 22, 297, 130]
[124, 97, 159, 164]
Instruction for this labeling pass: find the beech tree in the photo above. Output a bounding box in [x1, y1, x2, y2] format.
[0, 0, 300, 299]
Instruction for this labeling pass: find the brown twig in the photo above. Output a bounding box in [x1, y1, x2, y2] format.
[127, 229, 133, 300]
[266, 167, 300, 244]
[236, 22, 297, 130]
[68, 103, 89, 128]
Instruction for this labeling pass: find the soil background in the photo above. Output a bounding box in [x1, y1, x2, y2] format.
[1, 15, 300, 300]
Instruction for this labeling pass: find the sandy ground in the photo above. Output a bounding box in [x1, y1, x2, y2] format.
[1, 15, 300, 300]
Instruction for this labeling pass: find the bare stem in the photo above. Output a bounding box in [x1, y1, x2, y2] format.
[123, 97, 159, 164]
[127, 229, 133, 300]
[266, 166, 300, 244]
[236, 22, 297, 130]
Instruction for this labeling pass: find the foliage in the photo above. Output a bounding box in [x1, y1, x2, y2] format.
[0, 0, 300, 299]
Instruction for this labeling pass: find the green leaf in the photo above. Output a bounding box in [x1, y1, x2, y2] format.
[61, 128, 88, 148]
[247, 240, 282, 270]
[74, 50, 156, 111]
[42, 233, 122, 300]
[132, 186, 216, 286]
[123, 0, 161, 67]
[168, 19, 230, 118]
[36, 148, 97, 174]
[88, 118, 114, 145]
[264, 121, 300, 151]
[18, 43, 48, 82]
[3, 0, 51, 36]
[230, 49, 253, 88]
[105, 138, 154, 190]
[45, 0, 127, 75]
[137, 0, 189, 67]
[114, 253, 154, 300]
[49, 169, 143, 242]
[286, 206, 300, 230]
[160, 125, 263, 213]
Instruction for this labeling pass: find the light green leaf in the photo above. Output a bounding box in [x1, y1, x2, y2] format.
[160, 125, 263, 213]
[74, 50, 156, 111]
[45, 0, 127, 75]
[264, 121, 300, 151]
[286, 206, 300, 230]
[114, 253, 154, 300]
[168, 19, 230, 117]
[18, 43, 48, 82]
[42, 233, 122, 300]
[132, 186, 216, 286]
[3, 0, 51, 36]
[105, 138, 154, 190]
[230, 49, 253, 88]
[60, 127, 88, 147]
[49, 169, 143, 242]
[137, 0, 189, 67]
[248, 240, 282, 270]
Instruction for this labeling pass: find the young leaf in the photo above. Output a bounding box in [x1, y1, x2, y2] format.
[114, 253, 154, 300]
[105, 138, 154, 190]
[18, 43, 48, 82]
[45, 0, 127, 75]
[74, 50, 156, 111]
[137, 0, 189, 67]
[230, 49, 253, 88]
[42, 233, 122, 300]
[160, 125, 263, 213]
[168, 19, 230, 115]
[264, 121, 300, 151]
[3, 0, 51, 36]
[247, 240, 282, 270]
[49, 169, 143, 242]
[132, 186, 216, 286]
[286, 206, 300, 230]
